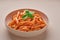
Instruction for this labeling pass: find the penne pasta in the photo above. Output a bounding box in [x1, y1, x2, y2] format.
[8, 10, 46, 32]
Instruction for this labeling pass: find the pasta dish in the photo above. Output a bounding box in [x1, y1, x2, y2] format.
[8, 10, 46, 32]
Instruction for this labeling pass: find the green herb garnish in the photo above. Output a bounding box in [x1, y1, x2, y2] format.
[22, 10, 34, 20]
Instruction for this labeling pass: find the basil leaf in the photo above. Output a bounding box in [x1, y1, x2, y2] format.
[25, 10, 29, 13]
[28, 13, 34, 19]
[22, 10, 34, 20]
[29, 11, 35, 14]
[22, 15, 28, 20]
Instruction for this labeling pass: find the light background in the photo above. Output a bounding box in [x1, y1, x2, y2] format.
[0, 0, 60, 40]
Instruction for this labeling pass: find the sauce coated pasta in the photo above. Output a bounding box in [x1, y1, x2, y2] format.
[8, 10, 46, 32]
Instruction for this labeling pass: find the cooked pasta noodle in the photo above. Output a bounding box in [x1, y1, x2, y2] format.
[8, 10, 46, 32]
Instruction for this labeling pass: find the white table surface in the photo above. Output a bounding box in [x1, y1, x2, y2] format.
[0, 0, 60, 40]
